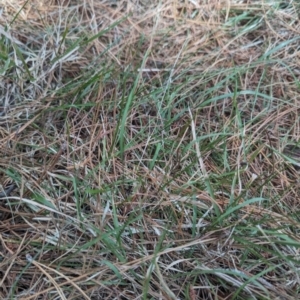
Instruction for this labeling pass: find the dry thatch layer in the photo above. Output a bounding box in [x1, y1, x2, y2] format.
[0, 0, 300, 299]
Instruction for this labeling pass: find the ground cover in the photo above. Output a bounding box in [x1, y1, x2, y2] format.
[0, 0, 300, 299]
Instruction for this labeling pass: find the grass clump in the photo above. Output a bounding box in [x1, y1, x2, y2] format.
[0, 0, 300, 299]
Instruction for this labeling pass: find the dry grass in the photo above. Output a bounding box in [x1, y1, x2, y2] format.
[0, 0, 300, 299]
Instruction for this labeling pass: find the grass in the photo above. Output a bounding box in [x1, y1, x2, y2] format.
[0, 0, 300, 299]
